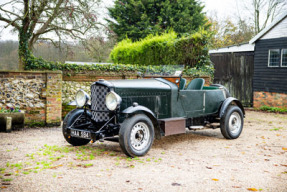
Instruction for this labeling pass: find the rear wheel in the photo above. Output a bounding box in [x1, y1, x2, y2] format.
[119, 114, 154, 157]
[220, 105, 244, 139]
[62, 109, 91, 146]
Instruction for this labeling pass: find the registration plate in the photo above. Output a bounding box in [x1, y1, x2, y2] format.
[71, 129, 91, 139]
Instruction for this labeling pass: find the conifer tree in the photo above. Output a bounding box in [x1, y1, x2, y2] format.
[107, 0, 207, 41]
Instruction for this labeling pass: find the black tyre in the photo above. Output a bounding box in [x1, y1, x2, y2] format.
[220, 105, 244, 139]
[62, 109, 91, 146]
[119, 114, 154, 157]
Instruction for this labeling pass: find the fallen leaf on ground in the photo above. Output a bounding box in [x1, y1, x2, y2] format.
[2, 183, 11, 186]
[247, 188, 258, 191]
[50, 164, 63, 169]
[212, 178, 219, 181]
[171, 182, 181, 186]
[1, 186, 8, 189]
[4, 174, 12, 176]
[282, 147, 287, 151]
[280, 164, 287, 167]
[232, 186, 241, 188]
[206, 166, 212, 169]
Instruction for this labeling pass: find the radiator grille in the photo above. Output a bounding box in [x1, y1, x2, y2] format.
[91, 84, 110, 122]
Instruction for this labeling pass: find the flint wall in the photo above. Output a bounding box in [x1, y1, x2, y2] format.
[0, 70, 211, 127]
[0, 70, 62, 126]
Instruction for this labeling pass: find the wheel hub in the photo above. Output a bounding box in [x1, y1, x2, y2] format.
[229, 112, 242, 134]
[130, 122, 150, 151]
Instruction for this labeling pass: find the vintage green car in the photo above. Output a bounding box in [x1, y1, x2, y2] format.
[63, 67, 244, 157]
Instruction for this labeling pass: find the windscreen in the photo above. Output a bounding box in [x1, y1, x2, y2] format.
[144, 65, 184, 77]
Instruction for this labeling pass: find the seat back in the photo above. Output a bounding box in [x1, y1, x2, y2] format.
[179, 78, 186, 90]
[186, 78, 205, 90]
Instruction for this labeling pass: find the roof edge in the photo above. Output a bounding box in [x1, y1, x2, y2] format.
[209, 43, 254, 54]
[249, 12, 287, 44]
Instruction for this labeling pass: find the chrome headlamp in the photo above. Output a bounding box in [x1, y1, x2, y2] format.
[105, 91, 122, 111]
[75, 89, 90, 108]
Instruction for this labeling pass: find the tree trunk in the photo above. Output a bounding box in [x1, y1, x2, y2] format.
[18, 30, 32, 70]
[17, 0, 31, 70]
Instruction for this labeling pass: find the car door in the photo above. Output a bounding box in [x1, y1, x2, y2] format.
[179, 90, 204, 118]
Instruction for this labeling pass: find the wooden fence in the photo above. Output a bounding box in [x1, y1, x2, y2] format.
[210, 51, 254, 106]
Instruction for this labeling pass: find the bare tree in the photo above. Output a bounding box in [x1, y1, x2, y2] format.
[237, 0, 287, 34]
[0, 0, 103, 69]
[83, 33, 116, 63]
[208, 15, 255, 49]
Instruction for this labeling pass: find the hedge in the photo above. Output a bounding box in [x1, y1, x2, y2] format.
[110, 29, 211, 68]
[25, 57, 213, 77]
[24, 29, 213, 77]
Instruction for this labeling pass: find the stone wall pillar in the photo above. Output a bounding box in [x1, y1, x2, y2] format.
[46, 72, 62, 126]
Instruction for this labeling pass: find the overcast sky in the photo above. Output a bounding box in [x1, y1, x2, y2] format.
[0, 0, 241, 41]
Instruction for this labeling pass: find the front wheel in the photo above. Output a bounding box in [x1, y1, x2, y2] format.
[62, 109, 91, 146]
[220, 105, 244, 139]
[119, 114, 154, 157]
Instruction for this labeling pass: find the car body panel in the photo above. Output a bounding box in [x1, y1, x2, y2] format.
[108, 78, 226, 119]
[110, 79, 172, 119]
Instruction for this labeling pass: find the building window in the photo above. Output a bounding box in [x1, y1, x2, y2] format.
[268, 49, 280, 67]
[281, 49, 287, 67]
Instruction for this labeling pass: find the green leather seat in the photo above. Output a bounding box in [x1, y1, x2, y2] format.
[185, 78, 205, 90]
[179, 78, 186, 90]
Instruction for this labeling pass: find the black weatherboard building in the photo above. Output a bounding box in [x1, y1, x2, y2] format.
[249, 12, 287, 108]
[250, 12, 287, 94]
[210, 12, 287, 109]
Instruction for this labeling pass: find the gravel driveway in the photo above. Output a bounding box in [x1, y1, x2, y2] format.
[0, 110, 287, 192]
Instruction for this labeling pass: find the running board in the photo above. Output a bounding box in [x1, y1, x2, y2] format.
[188, 126, 205, 130]
[188, 124, 220, 130]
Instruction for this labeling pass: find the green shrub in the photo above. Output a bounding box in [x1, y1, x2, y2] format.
[259, 106, 287, 113]
[110, 29, 211, 68]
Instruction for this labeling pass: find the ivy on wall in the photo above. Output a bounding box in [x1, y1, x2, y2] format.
[25, 57, 214, 77]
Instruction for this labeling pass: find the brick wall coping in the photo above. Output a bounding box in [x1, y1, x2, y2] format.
[0, 70, 62, 74]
